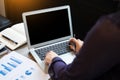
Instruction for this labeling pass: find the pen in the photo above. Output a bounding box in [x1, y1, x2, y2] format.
[2, 35, 18, 44]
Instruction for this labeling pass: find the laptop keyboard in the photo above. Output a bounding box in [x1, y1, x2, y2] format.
[35, 41, 70, 60]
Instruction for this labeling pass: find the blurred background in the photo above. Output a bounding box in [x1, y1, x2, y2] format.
[0, 0, 120, 40]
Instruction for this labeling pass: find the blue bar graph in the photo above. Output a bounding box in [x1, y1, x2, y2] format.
[0, 56, 23, 77]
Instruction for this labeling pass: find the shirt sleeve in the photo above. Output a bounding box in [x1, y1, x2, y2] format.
[48, 57, 68, 80]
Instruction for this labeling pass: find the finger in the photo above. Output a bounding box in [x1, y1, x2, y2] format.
[44, 51, 51, 64]
[69, 38, 77, 47]
[45, 51, 52, 57]
[69, 45, 75, 51]
[69, 38, 77, 43]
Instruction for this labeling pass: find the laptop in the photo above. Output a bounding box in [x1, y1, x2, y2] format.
[22, 5, 75, 73]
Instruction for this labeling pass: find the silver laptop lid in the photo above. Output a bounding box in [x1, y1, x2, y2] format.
[22, 5, 73, 48]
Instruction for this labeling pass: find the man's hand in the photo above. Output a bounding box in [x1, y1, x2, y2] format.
[69, 38, 83, 54]
[45, 51, 58, 65]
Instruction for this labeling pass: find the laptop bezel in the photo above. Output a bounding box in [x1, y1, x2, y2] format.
[22, 5, 73, 49]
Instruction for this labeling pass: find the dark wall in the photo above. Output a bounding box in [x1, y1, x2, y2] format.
[5, 0, 68, 23]
[4, 0, 119, 40]
[69, 0, 119, 39]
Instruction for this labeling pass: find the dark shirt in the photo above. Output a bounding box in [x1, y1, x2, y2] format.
[48, 11, 120, 80]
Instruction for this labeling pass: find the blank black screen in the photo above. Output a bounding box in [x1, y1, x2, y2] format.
[26, 9, 70, 45]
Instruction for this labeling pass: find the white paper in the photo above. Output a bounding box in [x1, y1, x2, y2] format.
[11, 23, 26, 36]
[0, 51, 49, 80]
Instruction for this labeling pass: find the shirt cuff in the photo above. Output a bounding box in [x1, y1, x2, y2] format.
[48, 57, 66, 79]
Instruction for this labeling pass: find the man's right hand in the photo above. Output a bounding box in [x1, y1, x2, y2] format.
[69, 38, 83, 54]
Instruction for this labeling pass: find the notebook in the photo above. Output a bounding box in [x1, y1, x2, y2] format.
[22, 5, 75, 73]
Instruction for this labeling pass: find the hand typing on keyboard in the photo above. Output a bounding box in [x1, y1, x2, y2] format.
[45, 51, 58, 65]
[35, 41, 70, 60]
[44, 38, 83, 65]
[69, 38, 83, 54]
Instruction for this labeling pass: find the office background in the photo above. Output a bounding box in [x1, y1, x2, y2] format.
[0, 0, 120, 40]
[0, 0, 5, 16]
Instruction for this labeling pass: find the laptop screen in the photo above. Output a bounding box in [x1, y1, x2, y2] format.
[23, 5, 73, 47]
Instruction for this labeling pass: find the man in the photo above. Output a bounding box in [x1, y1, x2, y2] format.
[45, 11, 120, 80]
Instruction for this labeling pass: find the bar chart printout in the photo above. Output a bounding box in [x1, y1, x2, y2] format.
[0, 51, 47, 80]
